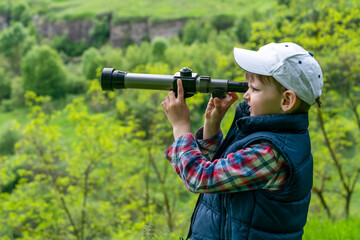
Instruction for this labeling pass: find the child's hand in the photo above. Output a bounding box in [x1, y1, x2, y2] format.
[161, 79, 191, 140]
[204, 92, 239, 139]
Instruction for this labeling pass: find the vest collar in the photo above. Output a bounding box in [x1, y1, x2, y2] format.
[235, 102, 309, 134]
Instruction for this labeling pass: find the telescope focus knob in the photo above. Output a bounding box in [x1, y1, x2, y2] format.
[180, 67, 192, 76]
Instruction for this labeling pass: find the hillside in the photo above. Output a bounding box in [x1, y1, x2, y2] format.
[1, 0, 276, 21]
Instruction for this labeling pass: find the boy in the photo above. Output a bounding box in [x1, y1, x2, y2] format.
[161, 42, 323, 240]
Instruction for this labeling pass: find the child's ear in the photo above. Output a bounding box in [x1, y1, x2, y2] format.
[281, 90, 297, 112]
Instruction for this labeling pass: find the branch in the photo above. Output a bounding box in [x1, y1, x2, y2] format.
[316, 106, 350, 193]
[30, 135, 81, 240]
[350, 168, 360, 193]
[80, 164, 91, 240]
[312, 186, 332, 219]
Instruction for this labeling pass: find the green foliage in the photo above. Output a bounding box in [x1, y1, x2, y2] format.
[181, 20, 199, 45]
[43, 0, 275, 21]
[181, 20, 217, 45]
[22, 45, 67, 99]
[233, 17, 252, 44]
[0, 122, 20, 155]
[50, 34, 90, 57]
[0, 68, 12, 100]
[89, 14, 111, 47]
[0, 86, 195, 239]
[152, 37, 168, 61]
[81, 47, 105, 80]
[0, 22, 28, 72]
[124, 42, 152, 70]
[210, 14, 236, 31]
[11, 1, 32, 26]
[99, 45, 125, 70]
[9, 76, 25, 107]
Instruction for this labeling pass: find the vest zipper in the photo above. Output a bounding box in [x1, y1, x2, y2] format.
[221, 194, 228, 240]
[224, 194, 228, 240]
[227, 195, 232, 240]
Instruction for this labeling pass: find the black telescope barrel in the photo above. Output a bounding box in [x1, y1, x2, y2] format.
[227, 81, 248, 93]
[100, 68, 249, 94]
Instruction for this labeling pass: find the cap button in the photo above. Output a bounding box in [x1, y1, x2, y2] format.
[309, 51, 314, 57]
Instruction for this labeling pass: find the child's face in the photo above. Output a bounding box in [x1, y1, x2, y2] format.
[243, 75, 284, 116]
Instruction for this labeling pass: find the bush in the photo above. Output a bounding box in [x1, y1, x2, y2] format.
[50, 34, 90, 57]
[22, 45, 67, 98]
[152, 37, 168, 61]
[99, 45, 125, 69]
[1, 99, 14, 112]
[233, 17, 252, 44]
[10, 76, 25, 106]
[210, 14, 235, 31]
[66, 75, 89, 94]
[181, 20, 216, 45]
[124, 42, 151, 70]
[182, 20, 200, 45]
[0, 123, 20, 155]
[89, 15, 110, 47]
[0, 67, 11, 100]
[11, 2, 32, 26]
[0, 22, 28, 72]
[82, 47, 105, 80]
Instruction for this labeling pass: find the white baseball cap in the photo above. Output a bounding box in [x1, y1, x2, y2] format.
[233, 42, 323, 105]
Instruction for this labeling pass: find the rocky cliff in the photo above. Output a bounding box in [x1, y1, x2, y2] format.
[0, 15, 187, 47]
[110, 19, 187, 46]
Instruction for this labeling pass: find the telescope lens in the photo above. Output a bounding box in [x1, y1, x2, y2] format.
[101, 68, 127, 91]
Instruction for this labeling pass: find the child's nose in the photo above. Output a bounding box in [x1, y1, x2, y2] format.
[243, 90, 250, 101]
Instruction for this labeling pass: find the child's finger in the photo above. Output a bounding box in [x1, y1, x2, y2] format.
[168, 90, 176, 101]
[177, 79, 184, 100]
[214, 97, 221, 107]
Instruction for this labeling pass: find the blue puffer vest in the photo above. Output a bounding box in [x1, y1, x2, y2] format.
[186, 101, 313, 240]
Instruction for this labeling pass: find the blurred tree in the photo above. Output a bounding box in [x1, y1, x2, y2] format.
[0, 67, 11, 100]
[81, 47, 105, 80]
[210, 14, 235, 31]
[124, 42, 151, 70]
[233, 17, 252, 44]
[22, 45, 67, 99]
[152, 37, 168, 62]
[10, 1, 32, 26]
[0, 22, 28, 72]
[50, 34, 90, 57]
[182, 20, 199, 45]
[89, 14, 111, 48]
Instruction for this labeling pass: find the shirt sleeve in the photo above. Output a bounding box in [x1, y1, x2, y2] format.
[194, 127, 223, 161]
[164, 133, 288, 193]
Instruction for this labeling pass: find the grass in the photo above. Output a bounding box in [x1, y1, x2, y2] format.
[0, 106, 29, 133]
[43, 0, 276, 21]
[304, 218, 360, 240]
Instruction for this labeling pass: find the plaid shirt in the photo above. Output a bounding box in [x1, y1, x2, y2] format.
[165, 130, 288, 193]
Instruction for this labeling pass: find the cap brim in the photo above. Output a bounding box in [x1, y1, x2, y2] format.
[233, 47, 271, 76]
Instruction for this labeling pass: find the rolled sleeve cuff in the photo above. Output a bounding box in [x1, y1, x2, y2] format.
[164, 133, 199, 162]
[194, 127, 223, 160]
